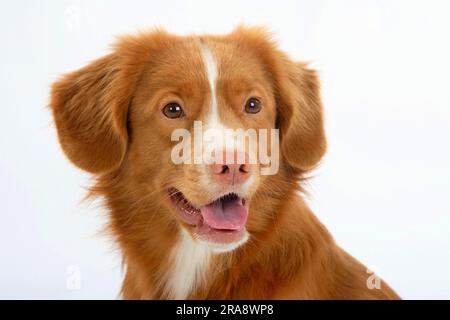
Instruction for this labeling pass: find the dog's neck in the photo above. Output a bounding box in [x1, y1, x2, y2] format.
[163, 228, 213, 299]
[96, 169, 332, 299]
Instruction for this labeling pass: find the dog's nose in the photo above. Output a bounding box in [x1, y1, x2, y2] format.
[209, 150, 251, 185]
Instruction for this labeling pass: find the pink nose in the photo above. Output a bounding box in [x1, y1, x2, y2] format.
[209, 150, 251, 185]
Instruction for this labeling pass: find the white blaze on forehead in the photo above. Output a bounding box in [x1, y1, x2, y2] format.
[199, 41, 247, 157]
[200, 41, 221, 130]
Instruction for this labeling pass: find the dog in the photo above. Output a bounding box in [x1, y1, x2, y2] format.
[50, 26, 399, 299]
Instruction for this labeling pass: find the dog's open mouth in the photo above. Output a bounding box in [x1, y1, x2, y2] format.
[168, 187, 249, 244]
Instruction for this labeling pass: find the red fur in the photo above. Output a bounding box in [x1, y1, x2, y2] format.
[50, 27, 399, 299]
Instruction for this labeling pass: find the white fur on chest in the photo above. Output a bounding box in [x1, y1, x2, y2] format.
[164, 229, 212, 299]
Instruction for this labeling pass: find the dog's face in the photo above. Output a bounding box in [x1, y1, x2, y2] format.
[51, 27, 326, 253]
[128, 35, 279, 251]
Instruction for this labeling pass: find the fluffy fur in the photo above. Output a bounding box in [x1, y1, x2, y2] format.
[50, 27, 399, 299]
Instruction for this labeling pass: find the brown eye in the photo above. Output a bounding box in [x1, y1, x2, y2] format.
[244, 98, 262, 114]
[162, 102, 184, 119]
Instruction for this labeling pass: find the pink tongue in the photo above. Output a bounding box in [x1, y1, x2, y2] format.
[200, 197, 248, 230]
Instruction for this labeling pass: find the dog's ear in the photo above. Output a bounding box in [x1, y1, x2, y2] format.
[50, 32, 165, 173]
[231, 26, 326, 171]
[50, 54, 127, 173]
[276, 60, 326, 170]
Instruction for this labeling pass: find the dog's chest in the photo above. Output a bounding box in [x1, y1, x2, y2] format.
[164, 229, 212, 299]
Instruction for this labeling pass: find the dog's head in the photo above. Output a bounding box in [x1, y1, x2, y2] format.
[51, 27, 326, 253]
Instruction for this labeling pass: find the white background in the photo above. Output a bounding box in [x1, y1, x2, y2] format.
[1, 0, 449, 299]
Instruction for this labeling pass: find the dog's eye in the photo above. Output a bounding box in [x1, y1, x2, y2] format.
[162, 102, 184, 119]
[244, 98, 262, 114]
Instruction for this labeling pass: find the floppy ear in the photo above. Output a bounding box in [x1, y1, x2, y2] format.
[230, 26, 326, 171]
[50, 32, 165, 174]
[50, 53, 128, 173]
[276, 60, 327, 170]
